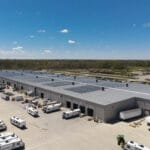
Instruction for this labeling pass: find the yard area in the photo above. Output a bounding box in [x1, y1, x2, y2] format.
[0, 88, 150, 150]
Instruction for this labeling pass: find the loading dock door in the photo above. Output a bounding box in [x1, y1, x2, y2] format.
[80, 106, 85, 113]
[73, 103, 78, 109]
[41, 93, 44, 99]
[66, 101, 71, 108]
[87, 108, 94, 116]
[34, 88, 37, 96]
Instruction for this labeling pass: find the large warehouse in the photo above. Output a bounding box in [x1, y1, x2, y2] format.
[1, 70, 150, 122]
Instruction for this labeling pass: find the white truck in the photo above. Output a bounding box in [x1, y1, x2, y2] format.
[27, 107, 39, 117]
[0, 120, 7, 131]
[1, 94, 9, 101]
[42, 103, 61, 113]
[62, 108, 80, 119]
[0, 132, 25, 150]
[124, 141, 150, 150]
[120, 108, 142, 120]
[10, 116, 26, 129]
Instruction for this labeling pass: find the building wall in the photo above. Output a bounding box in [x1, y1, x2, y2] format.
[104, 98, 138, 122]
[136, 98, 150, 115]
[2, 77, 150, 122]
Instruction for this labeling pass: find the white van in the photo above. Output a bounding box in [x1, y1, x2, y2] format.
[0, 120, 7, 131]
[27, 107, 39, 117]
[10, 116, 26, 129]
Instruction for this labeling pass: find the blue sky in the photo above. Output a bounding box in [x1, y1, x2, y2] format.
[0, 0, 150, 59]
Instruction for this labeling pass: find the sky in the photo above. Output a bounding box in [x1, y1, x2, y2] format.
[0, 0, 150, 59]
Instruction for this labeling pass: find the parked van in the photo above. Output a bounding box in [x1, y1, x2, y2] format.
[0, 120, 7, 131]
[27, 107, 39, 117]
[10, 116, 26, 129]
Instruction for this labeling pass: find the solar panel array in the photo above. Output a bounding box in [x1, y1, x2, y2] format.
[44, 81, 74, 87]
[66, 85, 102, 93]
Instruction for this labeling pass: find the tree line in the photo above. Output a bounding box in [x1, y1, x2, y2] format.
[0, 60, 150, 71]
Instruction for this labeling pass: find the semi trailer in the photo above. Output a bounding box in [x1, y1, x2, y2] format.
[62, 108, 80, 119]
[42, 103, 61, 113]
[120, 108, 142, 120]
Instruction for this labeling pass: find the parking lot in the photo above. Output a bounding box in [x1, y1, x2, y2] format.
[0, 88, 150, 150]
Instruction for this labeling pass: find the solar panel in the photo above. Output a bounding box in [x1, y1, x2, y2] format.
[44, 81, 74, 87]
[26, 77, 48, 83]
[66, 85, 102, 93]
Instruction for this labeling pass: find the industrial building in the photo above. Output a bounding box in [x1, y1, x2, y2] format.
[0, 70, 150, 122]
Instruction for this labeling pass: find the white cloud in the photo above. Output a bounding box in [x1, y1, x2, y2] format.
[29, 35, 35, 38]
[37, 29, 46, 33]
[68, 40, 76, 44]
[43, 49, 52, 53]
[12, 46, 24, 54]
[143, 22, 150, 28]
[60, 29, 69, 33]
[41, 49, 52, 55]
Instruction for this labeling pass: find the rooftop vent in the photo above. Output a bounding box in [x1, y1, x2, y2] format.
[126, 83, 129, 87]
[51, 78, 54, 81]
[72, 82, 75, 85]
[101, 87, 105, 91]
[74, 76, 76, 80]
[36, 76, 38, 78]
[96, 79, 98, 83]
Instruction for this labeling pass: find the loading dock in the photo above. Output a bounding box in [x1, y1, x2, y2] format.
[87, 108, 94, 117]
[66, 101, 71, 108]
[73, 103, 78, 109]
[80, 106, 85, 113]
[34, 87, 37, 96]
[41, 93, 44, 99]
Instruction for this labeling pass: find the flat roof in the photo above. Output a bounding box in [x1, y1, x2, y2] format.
[1, 70, 150, 106]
